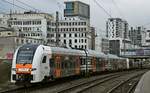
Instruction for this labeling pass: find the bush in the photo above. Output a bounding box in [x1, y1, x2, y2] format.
[0, 60, 11, 84]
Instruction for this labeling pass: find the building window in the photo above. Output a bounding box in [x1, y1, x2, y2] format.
[82, 33, 84, 37]
[75, 45, 77, 48]
[69, 39, 72, 44]
[7, 33, 11, 35]
[69, 34, 72, 37]
[66, 2, 73, 9]
[75, 39, 77, 43]
[69, 22, 71, 26]
[85, 33, 87, 37]
[26, 40, 28, 43]
[75, 33, 77, 37]
[75, 28, 78, 31]
[78, 22, 81, 25]
[81, 45, 84, 49]
[64, 39, 66, 44]
[78, 28, 80, 31]
[16, 39, 19, 43]
[72, 22, 75, 25]
[81, 39, 84, 43]
[64, 34, 66, 37]
[21, 39, 24, 43]
[85, 45, 87, 49]
[85, 39, 87, 43]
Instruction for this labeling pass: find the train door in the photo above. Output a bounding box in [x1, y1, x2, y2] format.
[40, 55, 50, 80]
[54, 54, 61, 78]
[49, 57, 55, 79]
[75, 56, 80, 75]
[92, 57, 96, 73]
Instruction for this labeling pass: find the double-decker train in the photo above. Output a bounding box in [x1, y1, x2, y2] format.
[11, 44, 135, 84]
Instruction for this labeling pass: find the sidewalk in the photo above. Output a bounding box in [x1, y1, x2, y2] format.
[134, 70, 150, 93]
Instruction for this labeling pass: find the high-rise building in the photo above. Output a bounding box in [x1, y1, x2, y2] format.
[106, 18, 129, 39]
[64, 1, 90, 19]
[129, 26, 146, 46]
[143, 29, 150, 46]
[106, 18, 132, 56]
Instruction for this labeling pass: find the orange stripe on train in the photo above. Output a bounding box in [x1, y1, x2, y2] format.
[16, 64, 32, 74]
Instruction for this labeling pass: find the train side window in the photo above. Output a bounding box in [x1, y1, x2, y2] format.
[42, 56, 46, 63]
[50, 58, 54, 67]
[80, 58, 85, 65]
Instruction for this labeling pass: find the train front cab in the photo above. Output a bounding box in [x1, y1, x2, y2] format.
[11, 44, 51, 84]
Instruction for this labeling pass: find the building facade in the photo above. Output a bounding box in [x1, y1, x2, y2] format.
[47, 17, 91, 49]
[129, 26, 146, 46]
[0, 26, 44, 59]
[143, 29, 150, 46]
[106, 18, 129, 39]
[0, 11, 53, 40]
[106, 18, 133, 56]
[95, 35, 109, 54]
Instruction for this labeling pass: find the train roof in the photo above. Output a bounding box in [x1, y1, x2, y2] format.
[107, 54, 126, 60]
[87, 50, 107, 58]
[107, 54, 120, 59]
[50, 47, 85, 56]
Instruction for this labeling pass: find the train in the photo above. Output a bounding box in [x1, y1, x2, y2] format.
[11, 44, 136, 84]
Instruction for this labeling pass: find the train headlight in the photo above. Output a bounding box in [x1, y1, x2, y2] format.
[18, 68, 29, 72]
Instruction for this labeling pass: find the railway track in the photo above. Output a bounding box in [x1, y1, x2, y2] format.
[57, 74, 122, 93]
[107, 73, 144, 93]
[0, 70, 146, 93]
[56, 71, 145, 93]
[55, 70, 146, 93]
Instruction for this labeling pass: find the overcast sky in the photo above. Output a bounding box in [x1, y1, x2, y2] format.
[1, 0, 150, 36]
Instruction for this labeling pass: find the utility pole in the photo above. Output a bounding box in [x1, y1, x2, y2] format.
[56, 11, 59, 47]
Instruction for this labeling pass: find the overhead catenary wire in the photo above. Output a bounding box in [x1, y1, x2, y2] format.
[111, 0, 132, 27]
[1, 0, 29, 11]
[1, 0, 56, 19]
[111, 0, 125, 19]
[15, 0, 42, 12]
[0, 4, 9, 12]
[93, 0, 112, 18]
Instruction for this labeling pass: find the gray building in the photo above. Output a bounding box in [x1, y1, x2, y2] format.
[47, 1, 92, 49]
[106, 18, 129, 39]
[0, 26, 44, 59]
[106, 18, 135, 56]
[129, 26, 146, 46]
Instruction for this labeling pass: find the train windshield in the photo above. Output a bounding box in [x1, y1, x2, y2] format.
[16, 50, 34, 64]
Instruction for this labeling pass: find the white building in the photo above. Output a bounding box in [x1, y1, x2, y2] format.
[95, 36, 109, 54]
[0, 11, 53, 40]
[106, 18, 129, 39]
[144, 29, 150, 46]
[106, 18, 134, 56]
[47, 17, 91, 49]
[129, 26, 146, 46]
[0, 25, 44, 59]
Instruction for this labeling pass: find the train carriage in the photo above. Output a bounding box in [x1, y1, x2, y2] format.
[11, 44, 131, 84]
[11, 44, 86, 84]
[50, 47, 85, 78]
